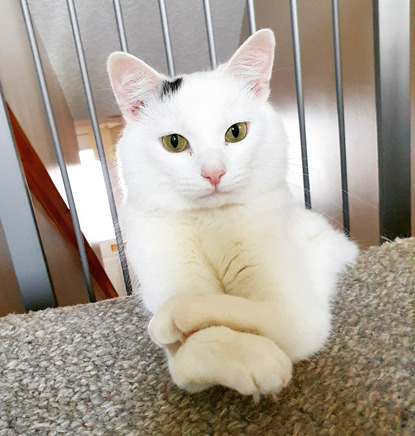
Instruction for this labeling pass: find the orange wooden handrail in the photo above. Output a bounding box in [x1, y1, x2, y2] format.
[7, 105, 118, 299]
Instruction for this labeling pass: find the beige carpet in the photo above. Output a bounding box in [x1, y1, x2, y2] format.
[0, 238, 413, 435]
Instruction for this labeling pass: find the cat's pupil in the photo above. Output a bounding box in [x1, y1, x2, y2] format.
[231, 124, 239, 138]
[170, 134, 178, 148]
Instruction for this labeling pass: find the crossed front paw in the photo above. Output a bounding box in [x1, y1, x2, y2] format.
[169, 326, 293, 398]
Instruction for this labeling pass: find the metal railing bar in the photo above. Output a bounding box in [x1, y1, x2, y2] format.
[0, 82, 57, 311]
[372, 0, 411, 241]
[66, 0, 132, 295]
[331, 0, 350, 236]
[202, 0, 217, 69]
[19, 0, 96, 303]
[113, 0, 129, 52]
[157, 0, 175, 77]
[289, 0, 311, 209]
[246, 0, 256, 35]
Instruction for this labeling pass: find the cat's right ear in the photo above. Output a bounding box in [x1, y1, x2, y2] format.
[223, 29, 275, 100]
[107, 52, 162, 122]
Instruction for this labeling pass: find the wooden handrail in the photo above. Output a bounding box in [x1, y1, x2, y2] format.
[7, 105, 118, 299]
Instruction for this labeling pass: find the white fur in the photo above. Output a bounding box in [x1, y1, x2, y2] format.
[108, 29, 358, 397]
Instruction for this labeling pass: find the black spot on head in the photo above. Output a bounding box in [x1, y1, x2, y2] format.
[160, 77, 183, 99]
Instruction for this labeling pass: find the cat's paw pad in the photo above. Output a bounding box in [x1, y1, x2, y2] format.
[169, 326, 292, 397]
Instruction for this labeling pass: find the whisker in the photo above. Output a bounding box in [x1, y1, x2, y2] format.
[339, 189, 379, 212]
[283, 160, 379, 212]
[287, 183, 346, 231]
[285, 169, 319, 177]
[288, 183, 343, 210]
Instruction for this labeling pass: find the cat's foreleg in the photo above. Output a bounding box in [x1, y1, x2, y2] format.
[149, 292, 330, 361]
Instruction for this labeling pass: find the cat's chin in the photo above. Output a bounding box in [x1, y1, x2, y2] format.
[192, 189, 241, 210]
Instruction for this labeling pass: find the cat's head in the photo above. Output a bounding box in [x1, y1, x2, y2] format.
[108, 29, 287, 212]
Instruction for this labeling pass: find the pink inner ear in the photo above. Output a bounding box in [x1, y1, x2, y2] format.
[115, 73, 153, 120]
[223, 30, 275, 99]
[108, 52, 162, 121]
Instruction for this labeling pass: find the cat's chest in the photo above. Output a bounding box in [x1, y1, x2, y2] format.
[184, 207, 283, 296]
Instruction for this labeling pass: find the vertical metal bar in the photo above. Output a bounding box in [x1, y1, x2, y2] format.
[331, 0, 350, 236]
[246, 0, 257, 35]
[202, 0, 217, 69]
[373, 0, 411, 241]
[19, 0, 96, 302]
[289, 0, 311, 209]
[113, 0, 129, 52]
[66, 0, 132, 295]
[158, 0, 175, 77]
[0, 83, 56, 311]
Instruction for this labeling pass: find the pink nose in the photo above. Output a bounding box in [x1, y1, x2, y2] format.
[201, 168, 226, 187]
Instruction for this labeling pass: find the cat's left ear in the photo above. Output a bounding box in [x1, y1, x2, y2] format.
[107, 52, 163, 121]
[223, 29, 275, 99]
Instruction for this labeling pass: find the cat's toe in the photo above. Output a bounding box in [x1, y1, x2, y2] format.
[246, 338, 292, 396]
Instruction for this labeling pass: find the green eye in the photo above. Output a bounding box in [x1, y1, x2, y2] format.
[162, 133, 188, 152]
[225, 122, 248, 143]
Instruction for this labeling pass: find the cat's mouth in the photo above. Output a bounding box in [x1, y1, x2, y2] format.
[201, 187, 225, 198]
[196, 187, 235, 207]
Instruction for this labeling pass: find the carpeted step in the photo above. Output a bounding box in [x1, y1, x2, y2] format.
[0, 238, 413, 435]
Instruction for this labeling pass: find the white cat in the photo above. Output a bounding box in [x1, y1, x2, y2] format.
[107, 29, 358, 398]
